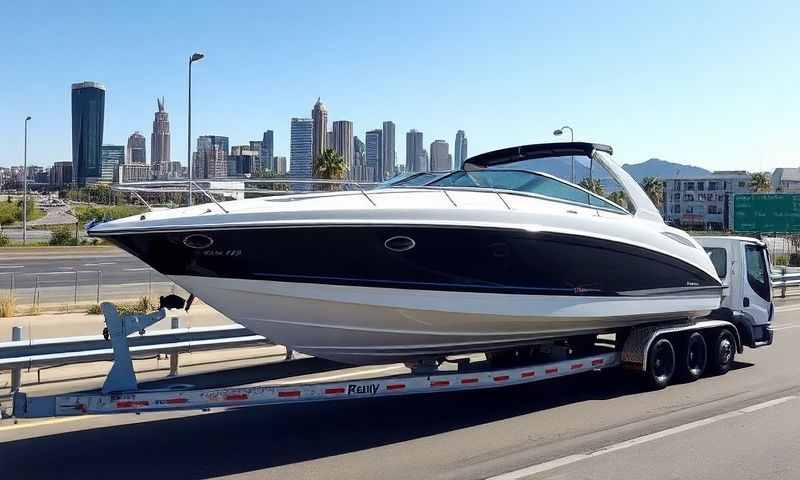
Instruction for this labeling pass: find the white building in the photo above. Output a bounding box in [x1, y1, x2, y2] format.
[662, 171, 752, 230]
[772, 168, 800, 192]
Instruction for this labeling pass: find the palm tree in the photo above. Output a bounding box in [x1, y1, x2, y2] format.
[641, 176, 664, 210]
[607, 190, 628, 208]
[314, 149, 348, 190]
[749, 172, 771, 192]
[579, 177, 604, 196]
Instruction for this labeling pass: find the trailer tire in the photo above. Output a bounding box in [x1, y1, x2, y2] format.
[678, 332, 707, 382]
[708, 329, 736, 375]
[646, 337, 676, 390]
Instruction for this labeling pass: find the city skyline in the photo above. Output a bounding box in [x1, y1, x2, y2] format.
[2, 3, 798, 173]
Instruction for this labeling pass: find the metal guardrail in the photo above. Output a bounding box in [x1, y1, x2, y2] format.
[771, 269, 800, 298]
[0, 324, 267, 370]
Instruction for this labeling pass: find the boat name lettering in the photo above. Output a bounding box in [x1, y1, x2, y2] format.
[347, 384, 380, 395]
[202, 249, 243, 257]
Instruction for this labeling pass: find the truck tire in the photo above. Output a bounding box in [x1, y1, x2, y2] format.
[646, 337, 676, 389]
[708, 329, 736, 375]
[678, 332, 707, 382]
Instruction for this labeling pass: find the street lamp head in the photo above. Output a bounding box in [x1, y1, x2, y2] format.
[553, 129, 563, 136]
[190, 52, 205, 63]
[25, 116, 31, 121]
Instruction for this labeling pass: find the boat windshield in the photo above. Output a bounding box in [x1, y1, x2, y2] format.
[381, 172, 447, 187]
[428, 169, 628, 213]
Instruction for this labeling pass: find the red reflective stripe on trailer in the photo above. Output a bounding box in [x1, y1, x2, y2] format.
[325, 387, 346, 395]
[494, 375, 509, 382]
[225, 393, 249, 401]
[571, 363, 584, 370]
[461, 378, 479, 384]
[592, 358, 604, 366]
[116, 400, 149, 408]
[521, 371, 535, 378]
[164, 398, 189, 404]
[278, 390, 301, 398]
[431, 380, 450, 387]
[545, 368, 558, 374]
[387, 384, 406, 390]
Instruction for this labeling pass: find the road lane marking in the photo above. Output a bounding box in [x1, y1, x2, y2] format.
[0, 265, 24, 269]
[486, 395, 797, 480]
[0, 416, 90, 432]
[84, 262, 116, 266]
[124, 268, 152, 272]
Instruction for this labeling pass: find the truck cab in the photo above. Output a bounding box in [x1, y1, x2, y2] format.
[695, 236, 774, 348]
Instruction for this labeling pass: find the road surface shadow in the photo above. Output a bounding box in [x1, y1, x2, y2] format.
[0, 364, 713, 479]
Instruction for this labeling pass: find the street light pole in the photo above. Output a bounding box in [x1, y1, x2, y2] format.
[187, 52, 205, 207]
[23, 116, 31, 245]
[552, 125, 574, 183]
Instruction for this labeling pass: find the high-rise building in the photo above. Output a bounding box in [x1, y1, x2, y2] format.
[454, 130, 468, 169]
[151, 97, 171, 178]
[326, 131, 334, 152]
[260, 130, 274, 172]
[117, 164, 150, 183]
[126, 131, 146, 164]
[71, 81, 105, 185]
[229, 145, 260, 176]
[290, 118, 314, 178]
[405, 129, 424, 172]
[274, 156, 288, 175]
[194, 135, 229, 179]
[382, 121, 395, 180]
[100, 145, 125, 182]
[49, 161, 73, 187]
[332, 120, 354, 170]
[430, 140, 450, 171]
[311, 98, 328, 167]
[366, 129, 383, 182]
[249, 141, 263, 172]
[352, 136, 371, 181]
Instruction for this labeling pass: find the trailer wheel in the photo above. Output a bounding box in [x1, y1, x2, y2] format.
[678, 332, 707, 382]
[646, 337, 676, 389]
[708, 329, 736, 375]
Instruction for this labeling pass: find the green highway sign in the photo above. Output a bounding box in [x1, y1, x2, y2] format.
[733, 193, 800, 233]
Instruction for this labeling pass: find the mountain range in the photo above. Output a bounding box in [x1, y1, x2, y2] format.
[621, 158, 711, 182]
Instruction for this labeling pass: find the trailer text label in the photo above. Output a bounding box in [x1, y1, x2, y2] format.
[348, 384, 379, 395]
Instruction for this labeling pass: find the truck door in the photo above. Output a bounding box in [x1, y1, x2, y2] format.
[742, 243, 772, 325]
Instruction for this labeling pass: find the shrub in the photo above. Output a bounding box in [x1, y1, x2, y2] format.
[49, 225, 77, 246]
[774, 255, 788, 266]
[0, 232, 9, 247]
[790, 253, 800, 267]
[86, 304, 101, 314]
[0, 295, 16, 317]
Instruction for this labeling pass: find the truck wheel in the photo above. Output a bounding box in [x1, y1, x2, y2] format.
[678, 332, 707, 382]
[708, 329, 736, 375]
[646, 337, 676, 389]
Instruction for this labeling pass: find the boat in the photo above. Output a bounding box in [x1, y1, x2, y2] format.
[88, 142, 723, 365]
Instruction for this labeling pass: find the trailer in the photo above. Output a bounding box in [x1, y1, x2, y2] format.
[11, 237, 774, 418]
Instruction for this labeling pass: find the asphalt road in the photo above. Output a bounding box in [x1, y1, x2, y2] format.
[1, 301, 799, 479]
[0, 247, 167, 291]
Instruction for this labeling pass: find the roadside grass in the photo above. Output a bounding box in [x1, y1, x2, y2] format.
[0, 295, 16, 317]
[87, 297, 155, 316]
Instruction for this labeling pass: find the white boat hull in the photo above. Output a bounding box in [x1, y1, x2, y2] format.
[173, 275, 721, 364]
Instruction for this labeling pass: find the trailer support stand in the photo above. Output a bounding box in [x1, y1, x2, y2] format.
[101, 302, 166, 394]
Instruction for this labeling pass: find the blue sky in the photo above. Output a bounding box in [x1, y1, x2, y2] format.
[1, 1, 798, 172]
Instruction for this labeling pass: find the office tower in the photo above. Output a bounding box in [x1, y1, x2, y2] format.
[290, 118, 314, 178]
[366, 129, 383, 182]
[195, 135, 229, 179]
[454, 130, 468, 169]
[249, 141, 263, 172]
[430, 140, 450, 171]
[229, 145, 259, 176]
[49, 161, 73, 187]
[332, 120, 354, 170]
[126, 131, 146, 164]
[151, 97, 170, 177]
[382, 121, 395, 180]
[311, 98, 328, 166]
[326, 131, 334, 152]
[405, 129, 424, 172]
[100, 145, 125, 182]
[71, 81, 105, 185]
[260, 130, 274, 172]
[274, 156, 287, 175]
